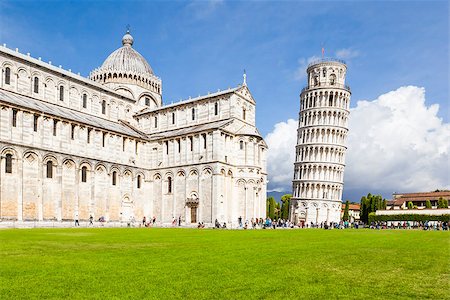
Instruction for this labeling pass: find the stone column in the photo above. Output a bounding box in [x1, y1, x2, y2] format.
[37, 161, 43, 221]
[17, 155, 23, 221]
[57, 165, 62, 221]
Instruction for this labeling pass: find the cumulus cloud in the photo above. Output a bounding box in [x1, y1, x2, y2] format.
[265, 86, 450, 197]
[294, 56, 320, 81]
[335, 48, 360, 60]
[265, 119, 298, 192]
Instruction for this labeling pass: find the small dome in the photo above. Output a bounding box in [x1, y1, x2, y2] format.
[96, 30, 153, 76]
[122, 30, 134, 46]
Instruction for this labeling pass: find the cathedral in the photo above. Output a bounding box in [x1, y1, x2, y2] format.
[0, 31, 267, 226]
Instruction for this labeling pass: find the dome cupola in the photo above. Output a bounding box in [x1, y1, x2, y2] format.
[89, 30, 162, 100]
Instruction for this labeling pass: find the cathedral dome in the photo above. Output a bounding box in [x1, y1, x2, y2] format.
[99, 31, 153, 76]
[89, 30, 162, 99]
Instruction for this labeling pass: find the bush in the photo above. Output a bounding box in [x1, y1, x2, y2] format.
[368, 213, 450, 223]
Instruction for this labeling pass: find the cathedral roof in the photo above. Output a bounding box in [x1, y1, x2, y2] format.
[0, 89, 146, 139]
[147, 119, 234, 141]
[98, 30, 154, 76]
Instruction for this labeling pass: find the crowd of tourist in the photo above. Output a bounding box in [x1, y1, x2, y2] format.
[368, 221, 449, 230]
[129, 215, 450, 231]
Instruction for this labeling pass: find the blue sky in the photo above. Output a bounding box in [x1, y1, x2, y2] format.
[1, 0, 449, 200]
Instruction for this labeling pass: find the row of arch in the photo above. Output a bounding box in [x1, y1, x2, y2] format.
[293, 182, 343, 201]
[1, 147, 147, 189]
[293, 164, 344, 182]
[296, 146, 346, 164]
[299, 127, 348, 145]
[91, 71, 161, 94]
[301, 90, 350, 110]
[301, 109, 349, 127]
[300, 201, 340, 209]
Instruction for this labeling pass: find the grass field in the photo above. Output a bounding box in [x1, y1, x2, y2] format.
[0, 228, 448, 299]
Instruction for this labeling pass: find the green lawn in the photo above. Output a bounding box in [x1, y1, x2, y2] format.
[0, 228, 448, 299]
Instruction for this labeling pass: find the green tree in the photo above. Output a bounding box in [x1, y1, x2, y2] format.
[382, 199, 387, 210]
[342, 200, 350, 221]
[360, 193, 386, 223]
[425, 200, 432, 209]
[407, 201, 413, 209]
[266, 197, 276, 219]
[275, 202, 281, 219]
[280, 194, 292, 220]
[437, 197, 449, 208]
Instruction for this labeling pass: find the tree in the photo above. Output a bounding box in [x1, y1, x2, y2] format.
[407, 201, 413, 209]
[425, 200, 432, 209]
[437, 197, 449, 208]
[275, 202, 281, 219]
[382, 199, 387, 210]
[266, 197, 276, 219]
[342, 200, 350, 221]
[360, 193, 386, 223]
[280, 194, 292, 220]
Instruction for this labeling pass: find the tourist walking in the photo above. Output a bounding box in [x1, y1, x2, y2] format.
[89, 215, 93, 226]
[74, 214, 79, 227]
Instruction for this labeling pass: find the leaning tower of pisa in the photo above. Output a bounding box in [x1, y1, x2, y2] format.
[290, 58, 351, 226]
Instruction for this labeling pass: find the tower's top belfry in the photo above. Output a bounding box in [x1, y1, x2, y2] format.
[305, 58, 349, 93]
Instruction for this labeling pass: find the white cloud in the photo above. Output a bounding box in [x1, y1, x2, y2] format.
[186, 0, 224, 19]
[335, 48, 359, 60]
[346, 86, 449, 193]
[265, 86, 450, 196]
[294, 56, 320, 81]
[265, 119, 298, 192]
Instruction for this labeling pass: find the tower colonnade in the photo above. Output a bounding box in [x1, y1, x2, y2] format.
[290, 59, 351, 225]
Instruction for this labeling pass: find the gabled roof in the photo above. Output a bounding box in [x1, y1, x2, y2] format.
[135, 85, 256, 116]
[147, 119, 234, 141]
[0, 89, 145, 138]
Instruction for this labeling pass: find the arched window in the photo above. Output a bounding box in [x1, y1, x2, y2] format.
[81, 166, 87, 182]
[172, 112, 175, 124]
[242, 108, 246, 120]
[112, 171, 117, 186]
[137, 175, 141, 189]
[46, 161, 53, 178]
[5, 67, 11, 85]
[191, 107, 195, 120]
[154, 116, 158, 128]
[5, 154, 12, 173]
[167, 176, 172, 193]
[34, 77, 39, 93]
[102, 100, 106, 114]
[145, 97, 150, 106]
[202, 133, 207, 149]
[239, 140, 244, 150]
[59, 85, 64, 101]
[12, 109, 17, 127]
[329, 94, 333, 106]
[329, 74, 336, 85]
[214, 102, 219, 116]
[82, 94, 87, 108]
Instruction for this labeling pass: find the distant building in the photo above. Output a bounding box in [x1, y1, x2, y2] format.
[386, 191, 450, 210]
[340, 203, 360, 222]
